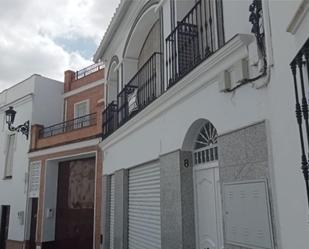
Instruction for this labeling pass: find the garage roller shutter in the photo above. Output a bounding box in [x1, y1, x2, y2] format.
[128, 162, 161, 249]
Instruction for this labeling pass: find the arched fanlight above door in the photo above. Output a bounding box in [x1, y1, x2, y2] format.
[193, 122, 218, 165]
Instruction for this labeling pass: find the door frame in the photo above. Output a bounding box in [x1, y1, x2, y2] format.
[0, 205, 10, 249]
[29, 198, 38, 249]
[193, 161, 223, 249]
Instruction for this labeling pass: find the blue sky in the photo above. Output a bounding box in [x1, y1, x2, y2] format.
[0, 0, 120, 91]
[54, 36, 97, 59]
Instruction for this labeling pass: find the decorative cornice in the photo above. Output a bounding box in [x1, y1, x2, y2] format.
[287, 0, 309, 34]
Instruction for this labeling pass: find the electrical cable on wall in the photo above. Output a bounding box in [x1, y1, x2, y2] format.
[225, 0, 267, 93]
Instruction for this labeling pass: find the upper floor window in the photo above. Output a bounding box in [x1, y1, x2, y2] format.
[74, 100, 89, 118]
[74, 100, 90, 128]
[4, 134, 16, 179]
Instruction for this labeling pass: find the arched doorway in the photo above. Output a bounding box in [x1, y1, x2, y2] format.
[183, 120, 223, 249]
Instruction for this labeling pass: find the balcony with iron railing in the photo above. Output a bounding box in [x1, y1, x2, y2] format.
[39, 113, 97, 138]
[102, 0, 224, 139]
[166, 0, 224, 86]
[30, 112, 101, 151]
[102, 52, 162, 138]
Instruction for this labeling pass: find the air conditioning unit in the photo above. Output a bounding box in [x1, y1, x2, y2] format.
[218, 58, 249, 92]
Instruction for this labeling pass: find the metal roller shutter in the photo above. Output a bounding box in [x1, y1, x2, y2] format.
[110, 175, 115, 249]
[128, 162, 161, 249]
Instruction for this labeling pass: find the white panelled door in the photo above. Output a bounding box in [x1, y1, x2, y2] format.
[128, 162, 161, 249]
[194, 164, 223, 249]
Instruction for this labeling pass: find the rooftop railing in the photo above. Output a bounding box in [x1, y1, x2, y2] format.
[75, 62, 104, 80]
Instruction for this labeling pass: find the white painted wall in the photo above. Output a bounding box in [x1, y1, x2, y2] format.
[0, 99, 32, 241]
[98, 0, 309, 248]
[0, 75, 63, 242]
[32, 76, 63, 126]
[100, 1, 149, 88]
[42, 160, 58, 242]
[259, 1, 309, 248]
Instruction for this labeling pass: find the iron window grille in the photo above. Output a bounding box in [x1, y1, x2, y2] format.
[291, 38, 309, 206]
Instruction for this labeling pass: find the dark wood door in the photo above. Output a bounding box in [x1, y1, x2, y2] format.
[55, 158, 95, 249]
[0, 206, 10, 249]
[29, 199, 38, 249]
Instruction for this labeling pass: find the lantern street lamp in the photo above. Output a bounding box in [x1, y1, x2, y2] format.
[5, 106, 30, 140]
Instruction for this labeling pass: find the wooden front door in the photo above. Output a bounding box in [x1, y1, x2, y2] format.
[55, 158, 95, 249]
[29, 199, 38, 249]
[0, 206, 10, 249]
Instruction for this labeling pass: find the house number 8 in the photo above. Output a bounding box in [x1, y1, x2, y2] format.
[184, 159, 190, 168]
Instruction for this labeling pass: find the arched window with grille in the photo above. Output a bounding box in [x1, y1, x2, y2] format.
[193, 121, 218, 165]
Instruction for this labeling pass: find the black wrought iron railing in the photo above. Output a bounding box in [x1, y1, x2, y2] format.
[166, 0, 224, 86]
[117, 83, 138, 127]
[118, 52, 162, 125]
[75, 62, 104, 80]
[102, 1, 224, 139]
[39, 113, 97, 138]
[291, 39, 309, 206]
[102, 101, 118, 139]
[102, 53, 162, 138]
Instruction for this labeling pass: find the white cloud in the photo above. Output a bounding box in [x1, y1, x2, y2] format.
[0, 0, 120, 91]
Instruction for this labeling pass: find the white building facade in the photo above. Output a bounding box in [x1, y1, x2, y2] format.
[0, 75, 63, 249]
[96, 1, 309, 249]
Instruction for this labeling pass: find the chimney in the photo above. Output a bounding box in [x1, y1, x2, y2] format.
[64, 70, 75, 93]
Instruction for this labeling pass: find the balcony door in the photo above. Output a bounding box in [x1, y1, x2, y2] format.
[74, 100, 90, 129]
[0, 206, 10, 249]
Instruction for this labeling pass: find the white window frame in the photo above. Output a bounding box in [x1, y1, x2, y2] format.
[4, 133, 16, 179]
[73, 99, 90, 129]
[74, 99, 90, 119]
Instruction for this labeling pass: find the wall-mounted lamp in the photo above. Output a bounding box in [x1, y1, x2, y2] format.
[5, 106, 30, 140]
